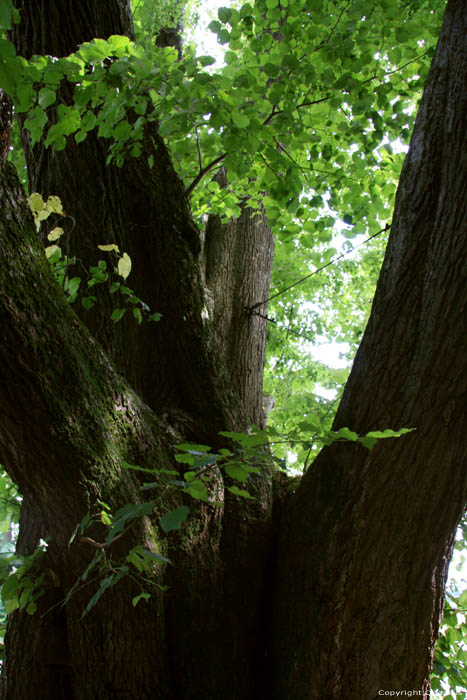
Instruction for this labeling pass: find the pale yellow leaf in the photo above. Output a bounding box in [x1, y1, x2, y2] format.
[46, 195, 64, 215]
[27, 192, 45, 213]
[98, 244, 120, 253]
[47, 227, 64, 241]
[118, 252, 132, 279]
[45, 245, 60, 259]
[37, 208, 51, 222]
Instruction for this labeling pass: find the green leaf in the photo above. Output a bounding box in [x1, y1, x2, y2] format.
[108, 501, 155, 541]
[120, 460, 157, 475]
[333, 427, 358, 442]
[111, 308, 127, 322]
[132, 592, 151, 606]
[183, 479, 209, 502]
[82, 576, 114, 616]
[38, 87, 56, 109]
[364, 428, 416, 439]
[112, 119, 132, 142]
[66, 277, 81, 297]
[225, 462, 251, 483]
[231, 110, 250, 128]
[0, 1, 16, 31]
[226, 485, 255, 500]
[174, 453, 195, 465]
[177, 443, 212, 453]
[198, 55, 216, 67]
[218, 7, 232, 23]
[159, 506, 190, 533]
[107, 34, 131, 56]
[81, 296, 97, 310]
[24, 105, 48, 142]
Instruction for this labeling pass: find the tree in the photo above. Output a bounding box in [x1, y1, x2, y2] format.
[0, 0, 464, 698]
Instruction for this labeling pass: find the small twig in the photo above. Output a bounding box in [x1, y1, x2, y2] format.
[185, 152, 227, 197]
[195, 127, 203, 171]
[247, 224, 391, 312]
[80, 522, 134, 550]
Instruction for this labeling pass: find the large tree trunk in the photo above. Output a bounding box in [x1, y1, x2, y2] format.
[0, 0, 466, 699]
[2, 2, 276, 699]
[274, 2, 467, 698]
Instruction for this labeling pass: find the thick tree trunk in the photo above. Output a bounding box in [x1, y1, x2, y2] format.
[0, 126, 275, 700]
[1, 0, 466, 699]
[275, 2, 467, 698]
[2, 2, 276, 699]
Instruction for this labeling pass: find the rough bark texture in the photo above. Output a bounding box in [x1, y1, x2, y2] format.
[1, 2, 276, 699]
[0, 0, 466, 699]
[0, 111, 274, 700]
[203, 169, 275, 428]
[275, 2, 467, 698]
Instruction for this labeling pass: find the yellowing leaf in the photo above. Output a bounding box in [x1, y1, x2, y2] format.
[98, 244, 120, 252]
[47, 227, 64, 241]
[118, 252, 132, 279]
[46, 195, 63, 215]
[37, 208, 51, 222]
[45, 245, 59, 259]
[27, 192, 45, 213]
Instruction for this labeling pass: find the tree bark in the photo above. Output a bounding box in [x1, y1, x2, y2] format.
[1, 0, 466, 699]
[2, 2, 276, 699]
[203, 168, 274, 428]
[274, 2, 467, 697]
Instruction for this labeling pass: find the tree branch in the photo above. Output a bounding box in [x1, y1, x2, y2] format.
[185, 152, 227, 197]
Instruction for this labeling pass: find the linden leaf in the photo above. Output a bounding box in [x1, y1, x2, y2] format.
[45, 244, 59, 259]
[28, 192, 45, 213]
[98, 244, 120, 253]
[47, 227, 64, 241]
[118, 252, 132, 279]
[46, 195, 63, 215]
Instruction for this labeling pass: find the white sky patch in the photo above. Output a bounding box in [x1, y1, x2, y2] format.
[308, 341, 351, 369]
[190, 0, 227, 65]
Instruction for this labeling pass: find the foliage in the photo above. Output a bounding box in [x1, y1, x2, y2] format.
[0, 543, 46, 616]
[59, 424, 415, 613]
[431, 518, 467, 697]
[0, 0, 443, 231]
[0, 467, 20, 658]
[65, 501, 171, 616]
[0, 0, 463, 689]
[27, 193, 161, 321]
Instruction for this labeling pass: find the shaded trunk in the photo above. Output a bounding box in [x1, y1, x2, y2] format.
[275, 2, 467, 697]
[0, 114, 275, 700]
[1, 0, 466, 699]
[2, 2, 276, 699]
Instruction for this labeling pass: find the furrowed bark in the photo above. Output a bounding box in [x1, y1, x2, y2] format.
[11, 0, 244, 435]
[203, 168, 274, 428]
[275, 2, 467, 697]
[2, 2, 277, 698]
[0, 156, 174, 698]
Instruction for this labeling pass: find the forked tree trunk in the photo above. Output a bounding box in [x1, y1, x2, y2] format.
[2, 2, 275, 699]
[0, 1, 466, 699]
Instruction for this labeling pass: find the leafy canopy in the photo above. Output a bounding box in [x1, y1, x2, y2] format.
[1, 0, 464, 691]
[0, 0, 443, 450]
